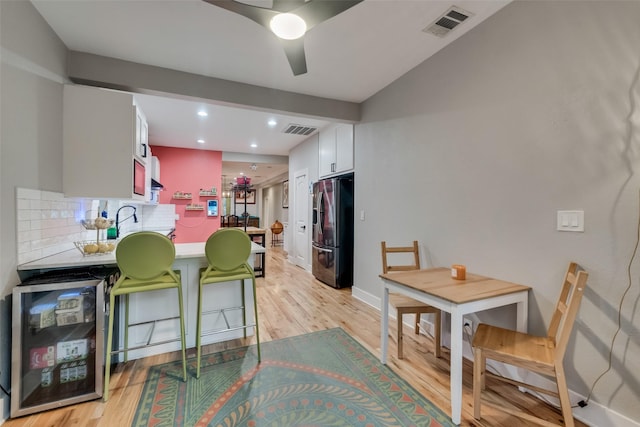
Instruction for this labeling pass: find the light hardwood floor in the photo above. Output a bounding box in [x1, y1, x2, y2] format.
[5, 247, 586, 427]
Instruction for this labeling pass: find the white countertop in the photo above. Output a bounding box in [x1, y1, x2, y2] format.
[17, 241, 266, 271]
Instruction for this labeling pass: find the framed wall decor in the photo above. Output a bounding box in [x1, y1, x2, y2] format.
[282, 180, 289, 208]
[235, 189, 256, 204]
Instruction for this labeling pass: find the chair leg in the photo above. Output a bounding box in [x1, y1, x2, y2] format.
[241, 278, 247, 339]
[414, 312, 421, 334]
[473, 348, 485, 420]
[176, 284, 187, 381]
[251, 276, 261, 362]
[124, 294, 129, 362]
[555, 366, 575, 427]
[196, 281, 204, 379]
[104, 292, 116, 401]
[397, 310, 404, 359]
[434, 311, 442, 358]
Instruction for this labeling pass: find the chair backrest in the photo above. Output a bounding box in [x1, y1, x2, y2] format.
[227, 215, 239, 227]
[381, 241, 421, 274]
[116, 231, 176, 280]
[205, 228, 251, 271]
[547, 262, 589, 361]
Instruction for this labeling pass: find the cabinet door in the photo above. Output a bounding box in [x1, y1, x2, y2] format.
[135, 108, 148, 162]
[319, 125, 337, 178]
[63, 84, 142, 200]
[335, 124, 354, 173]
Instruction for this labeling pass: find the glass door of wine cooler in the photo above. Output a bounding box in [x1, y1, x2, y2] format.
[11, 279, 104, 418]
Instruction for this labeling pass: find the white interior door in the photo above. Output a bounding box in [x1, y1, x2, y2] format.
[262, 189, 271, 232]
[293, 169, 309, 269]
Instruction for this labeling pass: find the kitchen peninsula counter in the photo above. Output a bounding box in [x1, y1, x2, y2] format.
[17, 241, 265, 271]
[17, 241, 266, 362]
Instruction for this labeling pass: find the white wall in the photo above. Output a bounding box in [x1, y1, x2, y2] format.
[354, 1, 640, 424]
[1, 1, 68, 420]
[288, 134, 319, 268]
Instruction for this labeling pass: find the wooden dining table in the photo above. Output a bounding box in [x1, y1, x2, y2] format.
[380, 267, 531, 425]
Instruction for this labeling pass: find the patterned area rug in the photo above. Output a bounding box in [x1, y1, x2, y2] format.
[133, 328, 454, 426]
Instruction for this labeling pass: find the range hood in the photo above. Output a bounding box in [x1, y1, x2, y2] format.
[151, 178, 164, 190]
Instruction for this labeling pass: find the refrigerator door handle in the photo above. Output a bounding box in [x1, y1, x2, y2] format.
[318, 191, 325, 235]
[312, 243, 332, 253]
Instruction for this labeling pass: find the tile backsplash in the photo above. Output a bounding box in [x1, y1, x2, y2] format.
[16, 188, 176, 265]
[16, 188, 88, 264]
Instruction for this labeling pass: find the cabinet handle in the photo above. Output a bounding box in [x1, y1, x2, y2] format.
[331, 162, 336, 172]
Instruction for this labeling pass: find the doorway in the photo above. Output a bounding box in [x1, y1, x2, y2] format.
[292, 168, 309, 269]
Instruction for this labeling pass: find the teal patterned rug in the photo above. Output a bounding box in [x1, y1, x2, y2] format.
[133, 328, 454, 426]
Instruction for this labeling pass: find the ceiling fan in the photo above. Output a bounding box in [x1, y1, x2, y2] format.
[203, 0, 363, 76]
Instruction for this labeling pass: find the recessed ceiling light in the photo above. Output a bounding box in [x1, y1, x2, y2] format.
[268, 119, 277, 127]
[270, 13, 307, 40]
[197, 111, 208, 117]
[197, 139, 205, 144]
[250, 143, 258, 148]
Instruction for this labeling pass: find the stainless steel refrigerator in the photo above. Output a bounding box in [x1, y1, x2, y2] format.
[312, 175, 354, 288]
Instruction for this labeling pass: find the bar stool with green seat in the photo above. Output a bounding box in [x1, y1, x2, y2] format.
[196, 228, 261, 378]
[104, 231, 187, 400]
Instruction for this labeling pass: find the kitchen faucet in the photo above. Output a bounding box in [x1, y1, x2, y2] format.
[115, 205, 138, 238]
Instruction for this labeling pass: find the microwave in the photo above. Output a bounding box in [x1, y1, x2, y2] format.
[133, 159, 145, 196]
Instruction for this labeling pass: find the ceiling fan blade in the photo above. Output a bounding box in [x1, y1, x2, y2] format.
[281, 38, 307, 75]
[271, 0, 307, 13]
[294, 0, 363, 30]
[203, 0, 277, 28]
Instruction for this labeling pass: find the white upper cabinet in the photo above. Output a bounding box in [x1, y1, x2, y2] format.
[135, 105, 148, 163]
[319, 123, 354, 178]
[151, 156, 160, 181]
[63, 84, 146, 201]
[319, 125, 336, 178]
[335, 123, 354, 173]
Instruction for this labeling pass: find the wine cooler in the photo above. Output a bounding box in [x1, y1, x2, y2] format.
[11, 275, 105, 418]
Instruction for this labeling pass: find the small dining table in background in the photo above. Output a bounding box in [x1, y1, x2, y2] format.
[233, 226, 266, 277]
[379, 267, 531, 425]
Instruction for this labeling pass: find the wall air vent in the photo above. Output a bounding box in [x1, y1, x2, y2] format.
[423, 6, 473, 38]
[283, 124, 318, 136]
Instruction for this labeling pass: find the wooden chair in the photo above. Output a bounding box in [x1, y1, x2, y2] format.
[472, 262, 588, 427]
[225, 214, 239, 227]
[381, 241, 441, 359]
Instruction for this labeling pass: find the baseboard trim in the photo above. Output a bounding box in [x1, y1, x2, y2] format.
[350, 285, 639, 427]
[0, 394, 7, 425]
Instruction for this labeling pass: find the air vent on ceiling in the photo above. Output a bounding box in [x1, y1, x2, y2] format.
[283, 124, 318, 136]
[423, 6, 473, 38]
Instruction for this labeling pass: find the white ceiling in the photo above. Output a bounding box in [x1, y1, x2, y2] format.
[31, 0, 510, 184]
[133, 92, 330, 156]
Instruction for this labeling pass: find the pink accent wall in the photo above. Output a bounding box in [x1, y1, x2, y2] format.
[151, 146, 222, 243]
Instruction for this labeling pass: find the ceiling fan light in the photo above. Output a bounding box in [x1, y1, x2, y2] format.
[270, 13, 306, 40]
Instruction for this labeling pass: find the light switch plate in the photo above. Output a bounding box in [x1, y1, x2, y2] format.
[557, 210, 584, 232]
